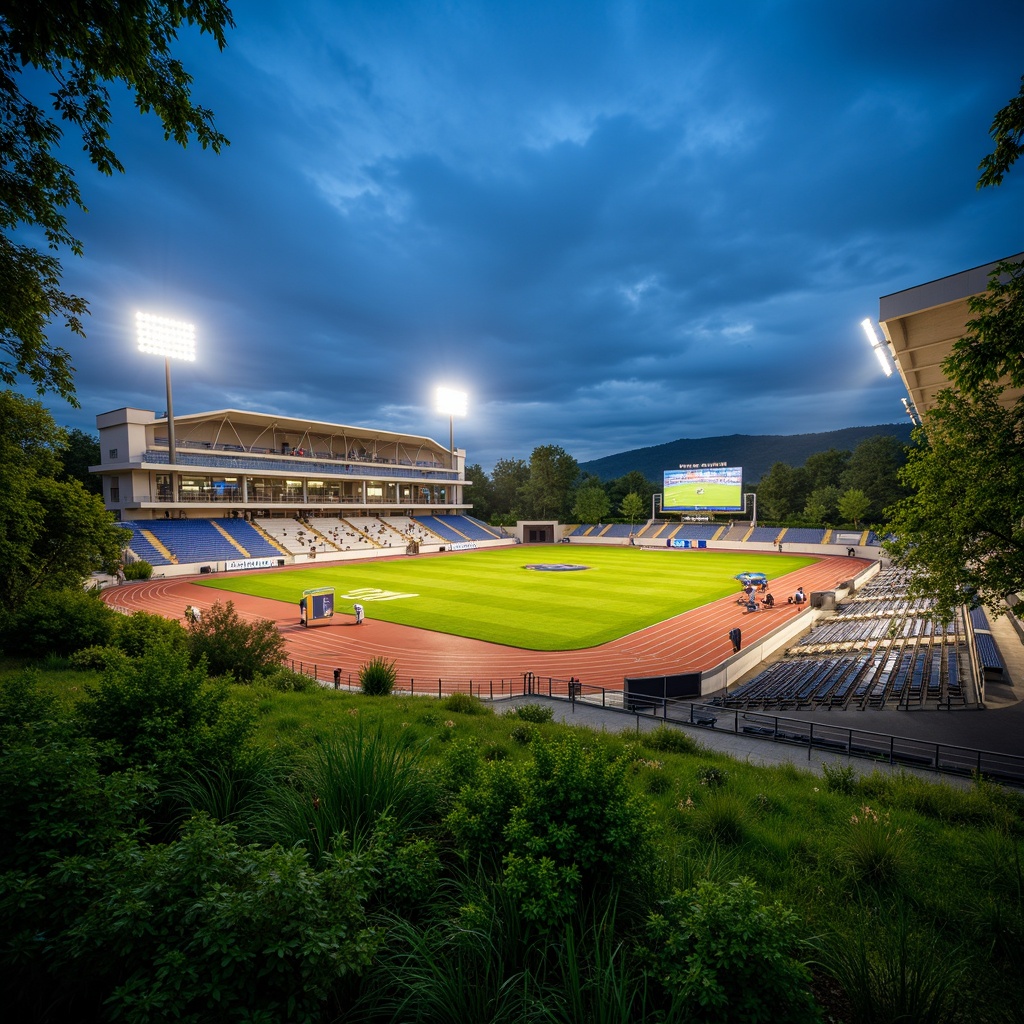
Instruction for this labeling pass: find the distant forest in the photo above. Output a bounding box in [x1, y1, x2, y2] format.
[577, 423, 914, 484]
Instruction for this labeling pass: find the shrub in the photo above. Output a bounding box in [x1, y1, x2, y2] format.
[443, 691, 489, 715]
[2, 588, 119, 656]
[360, 656, 397, 696]
[446, 734, 653, 923]
[186, 600, 286, 682]
[507, 702, 554, 724]
[646, 877, 821, 1024]
[256, 666, 320, 692]
[68, 645, 130, 673]
[121, 559, 153, 580]
[646, 725, 701, 755]
[822, 761, 857, 795]
[510, 723, 537, 745]
[115, 609, 188, 658]
[483, 742, 510, 762]
[56, 815, 380, 1023]
[696, 763, 729, 789]
[76, 643, 257, 781]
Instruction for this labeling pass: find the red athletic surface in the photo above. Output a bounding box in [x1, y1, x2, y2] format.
[102, 550, 870, 689]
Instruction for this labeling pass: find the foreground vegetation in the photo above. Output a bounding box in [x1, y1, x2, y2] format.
[1, 600, 1022, 1023]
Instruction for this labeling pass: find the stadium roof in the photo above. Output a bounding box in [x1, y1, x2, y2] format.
[879, 252, 1024, 418]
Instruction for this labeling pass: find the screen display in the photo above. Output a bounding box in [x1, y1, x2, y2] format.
[663, 466, 743, 511]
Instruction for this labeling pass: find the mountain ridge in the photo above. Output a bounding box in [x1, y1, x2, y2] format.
[578, 423, 915, 484]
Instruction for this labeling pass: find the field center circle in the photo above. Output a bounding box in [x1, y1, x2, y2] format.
[523, 563, 591, 572]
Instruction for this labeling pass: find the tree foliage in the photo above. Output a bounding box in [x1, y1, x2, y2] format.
[838, 488, 871, 528]
[884, 385, 1024, 620]
[0, 2, 234, 401]
[943, 258, 1024, 393]
[571, 482, 610, 524]
[884, 109, 1023, 620]
[490, 456, 529, 517]
[977, 74, 1024, 188]
[521, 444, 578, 520]
[0, 391, 129, 611]
[620, 490, 646, 528]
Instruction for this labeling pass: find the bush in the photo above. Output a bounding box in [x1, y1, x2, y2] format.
[2, 588, 119, 657]
[256, 667, 320, 692]
[186, 600, 285, 682]
[696, 763, 729, 789]
[56, 815, 380, 1022]
[115, 610, 188, 658]
[443, 691, 489, 715]
[122, 559, 153, 580]
[509, 723, 537, 745]
[506, 702, 554, 724]
[76, 643, 257, 781]
[360, 656, 397, 696]
[68, 645, 130, 673]
[822, 761, 857, 795]
[646, 877, 821, 1024]
[646, 725, 701, 755]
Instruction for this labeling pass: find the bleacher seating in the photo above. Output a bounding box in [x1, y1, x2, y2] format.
[140, 519, 246, 564]
[465, 516, 502, 540]
[674, 524, 719, 540]
[416, 515, 472, 543]
[216, 519, 282, 558]
[124, 524, 173, 566]
[780, 527, 826, 544]
[430, 514, 497, 542]
[746, 526, 781, 543]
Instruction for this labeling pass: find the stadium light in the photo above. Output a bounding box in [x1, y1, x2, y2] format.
[436, 386, 468, 467]
[901, 397, 919, 426]
[136, 312, 196, 465]
[860, 317, 893, 377]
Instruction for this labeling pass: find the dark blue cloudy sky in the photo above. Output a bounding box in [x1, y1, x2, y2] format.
[33, 0, 1024, 470]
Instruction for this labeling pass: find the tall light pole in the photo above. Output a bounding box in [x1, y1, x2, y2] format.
[136, 312, 196, 465]
[436, 386, 467, 467]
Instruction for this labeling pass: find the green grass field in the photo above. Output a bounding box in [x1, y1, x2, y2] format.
[195, 546, 816, 650]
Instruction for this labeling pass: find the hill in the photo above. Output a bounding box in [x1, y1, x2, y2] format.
[578, 423, 914, 484]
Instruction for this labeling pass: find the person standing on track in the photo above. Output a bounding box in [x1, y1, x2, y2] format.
[354, 603, 364, 625]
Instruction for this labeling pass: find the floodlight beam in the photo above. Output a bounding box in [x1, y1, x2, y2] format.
[436, 386, 468, 477]
[861, 317, 893, 377]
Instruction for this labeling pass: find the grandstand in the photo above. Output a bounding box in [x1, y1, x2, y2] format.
[717, 568, 985, 711]
[92, 406, 470, 525]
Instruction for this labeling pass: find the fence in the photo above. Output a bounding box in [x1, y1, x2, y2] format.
[287, 661, 1023, 786]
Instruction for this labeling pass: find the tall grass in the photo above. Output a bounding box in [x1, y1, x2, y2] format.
[267, 721, 436, 859]
[816, 902, 967, 1024]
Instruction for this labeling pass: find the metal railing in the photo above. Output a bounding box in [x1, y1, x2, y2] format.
[291, 662, 1023, 786]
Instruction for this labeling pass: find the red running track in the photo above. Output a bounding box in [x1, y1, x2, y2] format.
[102, 551, 872, 690]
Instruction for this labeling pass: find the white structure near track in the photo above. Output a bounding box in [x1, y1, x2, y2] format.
[91, 407, 469, 521]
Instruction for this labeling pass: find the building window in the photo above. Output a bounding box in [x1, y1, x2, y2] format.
[109, 476, 120, 502]
[108, 448, 118, 459]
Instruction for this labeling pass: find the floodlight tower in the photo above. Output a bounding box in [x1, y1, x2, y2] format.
[436, 386, 467, 467]
[136, 312, 196, 465]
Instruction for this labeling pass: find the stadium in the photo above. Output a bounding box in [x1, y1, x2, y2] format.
[96, 255, 1024, 781]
